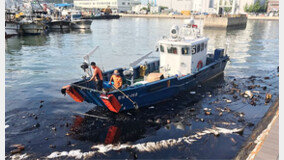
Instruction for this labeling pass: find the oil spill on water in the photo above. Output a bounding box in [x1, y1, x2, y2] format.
[5, 70, 279, 159]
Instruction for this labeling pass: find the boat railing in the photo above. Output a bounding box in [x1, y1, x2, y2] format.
[71, 83, 104, 94]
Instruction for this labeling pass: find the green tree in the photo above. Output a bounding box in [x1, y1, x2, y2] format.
[260, 0, 268, 12]
[248, 4, 254, 12]
[253, 0, 261, 13]
[160, 6, 168, 11]
[244, 3, 249, 12]
[244, 0, 267, 13]
[224, 7, 232, 13]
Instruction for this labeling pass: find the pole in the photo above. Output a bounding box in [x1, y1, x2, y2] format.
[231, 0, 236, 14]
[216, 0, 220, 14]
[221, 0, 225, 15]
[112, 85, 139, 110]
[72, 111, 109, 120]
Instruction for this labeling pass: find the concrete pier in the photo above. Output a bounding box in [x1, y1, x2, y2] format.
[234, 97, 279, 160]
[254, 116, 279, 160]
[119, 14, 279, 21]
[203, 14, 247, 29]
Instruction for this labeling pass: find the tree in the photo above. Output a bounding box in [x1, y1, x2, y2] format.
[253, 0, 261, 13]
[224, 7, 232, 13]
[260, 0, 268, 12]
[244, 0, 267, 13]
[160, 6, 168, 11]
[244, 3, 249, 12]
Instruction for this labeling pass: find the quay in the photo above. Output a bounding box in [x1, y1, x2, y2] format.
[254, 116, 279, 160]
[119, 13, 279, 21]
[235, 97, 279, 160]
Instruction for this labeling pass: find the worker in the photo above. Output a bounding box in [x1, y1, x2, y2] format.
[139, 64, 147, 77]
[109, 70, 123, 89]
[88, 62, 103, 91]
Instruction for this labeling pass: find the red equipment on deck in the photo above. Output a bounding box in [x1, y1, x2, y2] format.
[100, 94, 122, 113]
[62, 85, 84, 102]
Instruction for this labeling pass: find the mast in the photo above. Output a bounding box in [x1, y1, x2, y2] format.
[216, 0, 220, 14]
[221, 0, 225, 15]
[231, 0, 236, 14]
[36, 0, 44, 10]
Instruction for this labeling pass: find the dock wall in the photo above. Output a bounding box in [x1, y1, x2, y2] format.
[234, 97, 279, 160]
[203, 16, 247, 29]
[119, 14, 278, 21]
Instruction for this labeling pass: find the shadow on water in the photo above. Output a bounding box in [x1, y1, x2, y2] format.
[21, 35, 48, 46]
[5, 35, 49, 55]
[69, 74, 226, 145]
[5, 37, 22, 53]
[49, 29, 71, 34]
[70, 29, 92, 34]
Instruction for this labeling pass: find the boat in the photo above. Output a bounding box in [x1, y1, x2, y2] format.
[5, 11, 20, 38]
[70, 10, 92, 29]
[20, 21, 47, 35]
[82, 14, 120, 20]
[48, 20, 71, 30]
[48, 3, 72, 30]
[82, 7, 120, 20]
[61, 19, 230, 113]
[19, 11, 51, 35]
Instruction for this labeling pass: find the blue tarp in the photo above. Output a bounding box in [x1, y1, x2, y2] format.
[54, 3, 73, 7]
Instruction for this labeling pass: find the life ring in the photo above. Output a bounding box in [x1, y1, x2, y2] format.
[197, 60, 203, 70]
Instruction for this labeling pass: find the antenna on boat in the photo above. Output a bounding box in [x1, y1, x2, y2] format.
[129, 51, 153, 67]
[199, 0, 202, 35]
[81, 46, 99, 78]
[225, 38, 230, 56]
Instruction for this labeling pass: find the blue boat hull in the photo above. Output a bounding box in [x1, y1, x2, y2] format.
[63, 55, 229, 113]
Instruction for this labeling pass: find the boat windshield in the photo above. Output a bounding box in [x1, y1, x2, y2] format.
[72, 14, 81, 19]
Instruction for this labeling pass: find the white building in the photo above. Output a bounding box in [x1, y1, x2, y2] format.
[131, 4, 147, 13]
[156, 0, 193, 12]
[74, 0, 140, 12]
[156, 0, 215, 13]
[155, 0, 266, 14]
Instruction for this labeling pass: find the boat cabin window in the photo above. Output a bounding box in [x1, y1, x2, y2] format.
[182, 47, 190, 55]
[201, 43, 204, 51]
[160, 45, 165, 52]
[197, 44, 200, 53]
[191, 45, 196, 55]
[72, 15, 81, 19]
[167, 47, 177, 54]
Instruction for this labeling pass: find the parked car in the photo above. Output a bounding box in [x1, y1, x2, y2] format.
[193, 12, 201, 15]
[169, 11, 181, 16]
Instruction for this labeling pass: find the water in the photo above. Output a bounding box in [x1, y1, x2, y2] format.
[5, 18, 279, 159]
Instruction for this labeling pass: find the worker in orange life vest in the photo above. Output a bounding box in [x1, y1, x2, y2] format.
[109, 70, 123, 89]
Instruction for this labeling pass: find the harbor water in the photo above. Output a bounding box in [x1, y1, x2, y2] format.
[5, 18, 279, 159]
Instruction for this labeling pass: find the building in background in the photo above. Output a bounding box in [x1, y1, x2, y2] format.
[74, 0, 140, 12]
[267, 0, 279, 14]
[155, 0, 270, 14]
[156, 0, 216, 13]
[156, 0, 193, 12]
